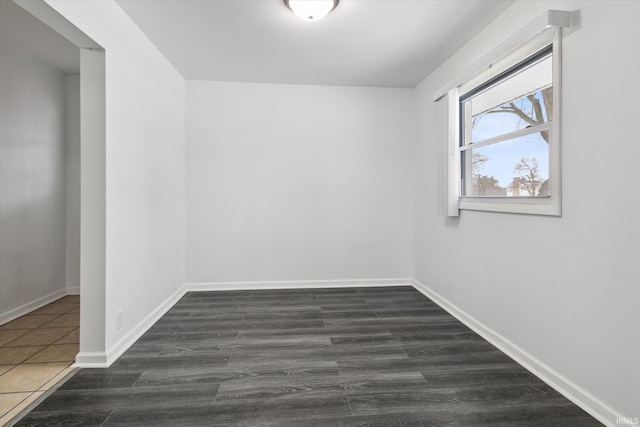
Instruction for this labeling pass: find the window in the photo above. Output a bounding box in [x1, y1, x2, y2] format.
[460, 47, 553, 199]
[435, 10, 570, 216]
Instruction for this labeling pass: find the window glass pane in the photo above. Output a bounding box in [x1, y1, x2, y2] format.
[463, 132, 549, 197]
[463, 54, 552, 144]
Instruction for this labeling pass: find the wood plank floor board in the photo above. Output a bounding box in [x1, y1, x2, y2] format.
[324, 315, 459, 329]
[421, 365, 548, 388]
[156, 311, 247, 320]
[245, 299, 318, 308]
[239, 319, 327, 330]
[13, 287, 602, 426]
[401, 339, 499, 357]
[386, 321, 476, 335]
[357, 287, 418, 294]
[394, 329, 483, 342]
[12, 409, 114, 427]
[331, 336, 494, 356]
[58, 371, 142, 390]
[133, 361, 341, 387]
[374, 307, 449, 317]
[103, 391, 352, 426]
[153, 313, 247, 322]
[362, 297, 431, 305]
[314, 296, 369, 304]
[148, 319, 245, 332]
[312, 288, 362, 294]
[346, 384, 586, 416]
[315, 288, 368, 295]
[237, 325, 392, 339]
[161, 336, 332, 353]
[368, 302, 447, 312]
[320, 304, 373, 312]
[215, 372, 430, 400]
[337, 352, 516, 375]
[243, 310, 378, 321]
[331, 330, 483, 347]
[242, 305, 323, 314]
[227, 344, 410, 365]
[345, 395, 603, 427]
[246, 292, 318, 300]
[110, 352, 231, 370]
[111, 342, 166, 356]
[251, 289, 339, 296]
[157, 345, 235, 357]
[31, 382, 221, 412]
[223, 405, 601, 427]
[135, 330, 239, 343]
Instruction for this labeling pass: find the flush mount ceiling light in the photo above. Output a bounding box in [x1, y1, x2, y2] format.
[284, 0, 339, 22]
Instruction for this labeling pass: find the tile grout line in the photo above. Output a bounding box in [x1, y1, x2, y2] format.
[0, 330, 31, 348]
[0, 364, 19, 378]
[0, 391, 32, 419]
[2, 328, 79, 350]
[37, 364, 74, 392]
[0, 297, 79, 426]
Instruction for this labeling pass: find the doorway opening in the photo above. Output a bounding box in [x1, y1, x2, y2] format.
[0, 0, 105, 423]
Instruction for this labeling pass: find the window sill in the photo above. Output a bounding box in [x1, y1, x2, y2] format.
[459, 197, 561, 216]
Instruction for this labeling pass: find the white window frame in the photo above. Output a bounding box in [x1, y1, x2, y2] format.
[435, 10, 571, 217]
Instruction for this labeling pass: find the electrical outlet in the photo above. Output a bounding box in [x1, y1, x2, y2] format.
[117, 309, 124, 330]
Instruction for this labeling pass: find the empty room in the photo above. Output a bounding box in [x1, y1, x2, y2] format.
[0, 0, 638, 426]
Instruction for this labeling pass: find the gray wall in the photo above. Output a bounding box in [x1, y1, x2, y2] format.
[186, 81, 414, 283]
[413, 0, 640, 420]
[0, 3, 75, 318]
[65, 74, 81, 294]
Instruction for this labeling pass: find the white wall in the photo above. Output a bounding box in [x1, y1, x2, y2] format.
[65, 74, 80, 294]
[45, 0, 186, 356]
[0, 6, 68, 317]
[414, 1, 640, 423]
[79, 47, 107, 361]
[186, 81, 414, 283]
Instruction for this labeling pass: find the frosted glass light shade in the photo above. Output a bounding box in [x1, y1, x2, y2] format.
[285, 0, 339, 22]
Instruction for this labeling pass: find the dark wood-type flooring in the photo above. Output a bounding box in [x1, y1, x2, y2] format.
[14, 286, 601, 426]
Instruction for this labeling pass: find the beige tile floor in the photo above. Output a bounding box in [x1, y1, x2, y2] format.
[0, 296, 79, 426]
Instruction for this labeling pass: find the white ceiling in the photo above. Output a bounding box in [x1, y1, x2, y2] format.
[116, 0, 513, 88]
[0, 0, 79, 74]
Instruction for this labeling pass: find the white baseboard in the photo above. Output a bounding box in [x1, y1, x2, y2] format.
[0, 289, 67, 326]
[184, 277, 412, 292]
[74, 351, 109, 367]
[411, 279, 620, 427]
[66, 286, 81, 295]
[98, 285, 188, 368]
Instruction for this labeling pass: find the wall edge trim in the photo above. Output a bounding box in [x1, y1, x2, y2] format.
[102, 285, 188, 367]
[74, 351, 109, 367]
[184, 278, 413, 292]
[0, 288, 67, 326]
